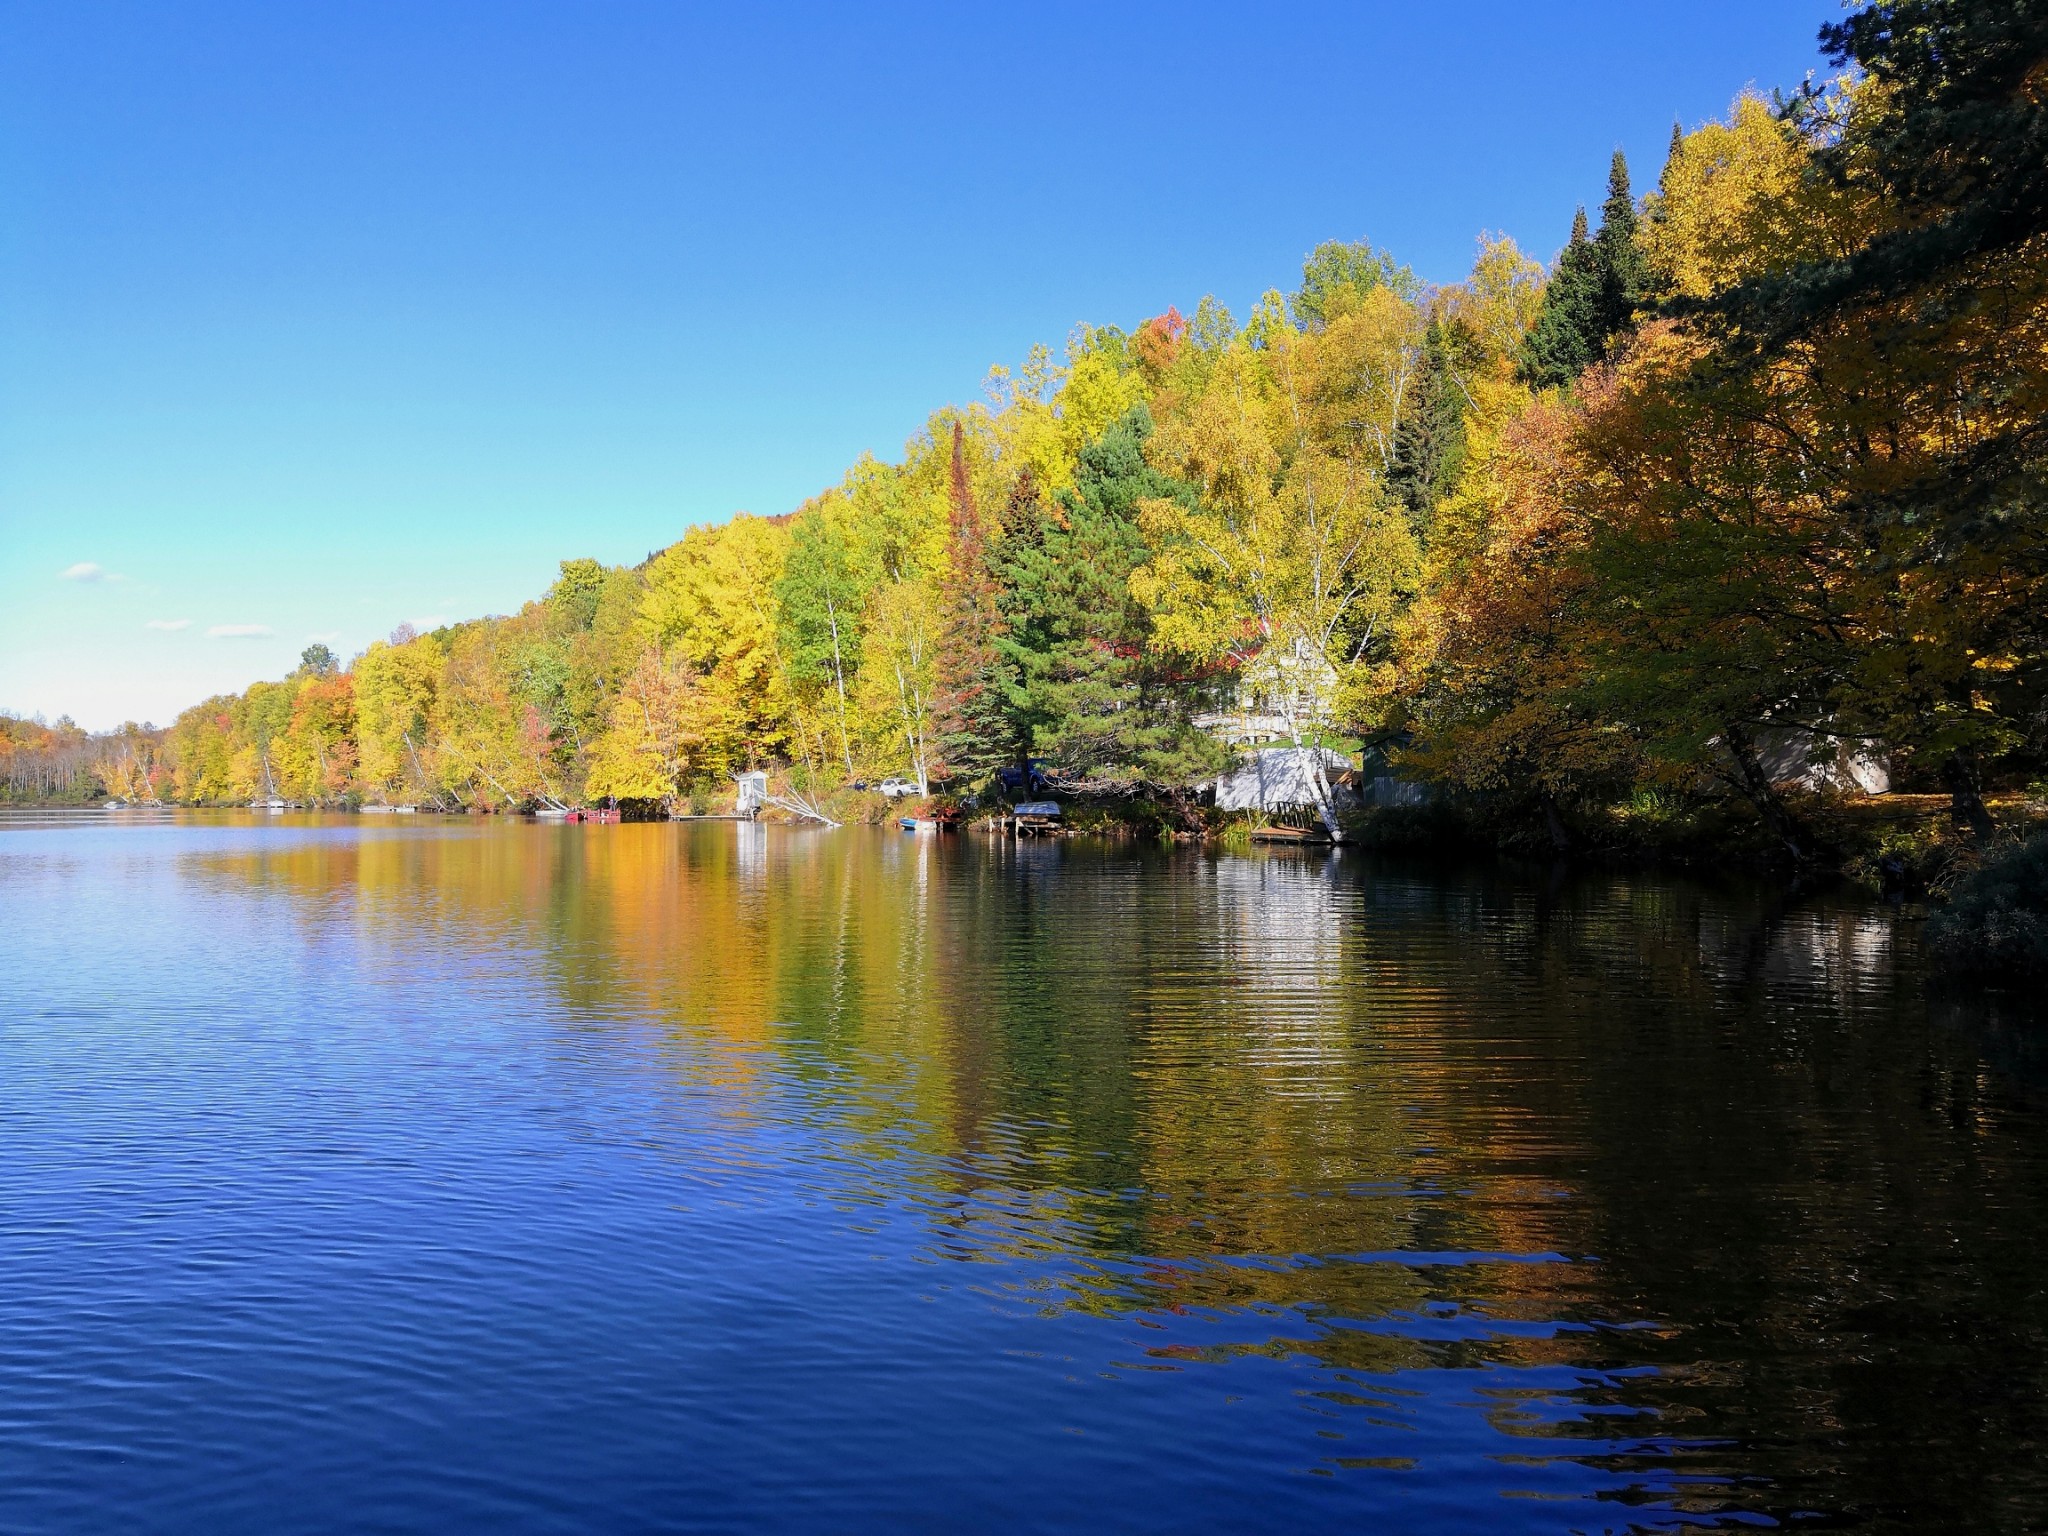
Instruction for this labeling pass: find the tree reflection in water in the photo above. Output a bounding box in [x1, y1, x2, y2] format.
[193, 819, 2048, 1530]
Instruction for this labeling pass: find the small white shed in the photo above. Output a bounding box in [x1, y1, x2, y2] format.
[1210, 747, 1356, 812]
[1754, 728, 1891, 795]
[734, 771, 769, 819]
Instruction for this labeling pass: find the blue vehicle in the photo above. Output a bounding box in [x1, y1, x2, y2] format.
[996, 758, 1059, 796]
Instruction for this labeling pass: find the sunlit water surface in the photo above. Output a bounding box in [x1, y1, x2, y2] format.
[3, 813, 2046, 1533]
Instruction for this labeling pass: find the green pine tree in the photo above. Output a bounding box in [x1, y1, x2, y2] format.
[1520, 151, 1652, 389]
[1031, 407, 1220, 787]
[932, 423, 1014, 783]
[1518, 206, 1603, 388]
[1390, 318, 1479, 536]
[953, 407, 1222, 793]
[1594, 150, 1650, 340]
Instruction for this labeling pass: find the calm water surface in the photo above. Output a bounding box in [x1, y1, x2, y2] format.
[3, 814, 2045, 1533]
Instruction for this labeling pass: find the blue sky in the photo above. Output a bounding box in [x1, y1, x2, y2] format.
[0, 0, 1837, 729]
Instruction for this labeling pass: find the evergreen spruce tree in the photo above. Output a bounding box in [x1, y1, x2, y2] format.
[1026, 407, 1219, 787]
[1390, 319, 1479, 535]
[931, 423, 1011, 781]
[1518, 207, 1603, 388]
[966, 408, 1220, 793]
[1520, 151, 1652, 389]
[1593, 150, 1650, 340]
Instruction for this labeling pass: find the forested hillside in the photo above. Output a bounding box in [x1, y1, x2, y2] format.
[16, 0, 2047, 859]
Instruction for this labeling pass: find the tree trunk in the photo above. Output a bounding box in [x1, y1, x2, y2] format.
[1305, 753, 1344, 843]
[893, 662, 929, 796]
[1941, 749, 1996, 840]
[1724, 723, 1811, 864]
[826, 595, 854, 777]
[1539, 792, 1572, 855]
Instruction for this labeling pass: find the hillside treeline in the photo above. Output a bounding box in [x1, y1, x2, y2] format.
[0, 714, 170, 804]
[28, 2, 2048, 855]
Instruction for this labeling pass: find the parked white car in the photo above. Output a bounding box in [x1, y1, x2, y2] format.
[876, 778, 919, 799]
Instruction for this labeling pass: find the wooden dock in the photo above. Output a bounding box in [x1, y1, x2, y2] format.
[1249, 822, 1332, 845]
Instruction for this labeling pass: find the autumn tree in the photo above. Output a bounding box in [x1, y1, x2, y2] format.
[854, 575, 943, 793]
[1291, 240, 1415, 331]
[1394, 394, 1632, 850]
[1693, 2, 2048, 831]
[354, 631, 444, 803]
[583, 647, 704, 806]
[777, 498, 876, 777]
[275, 671, 357, 803]
[639, 514, 792, 775]
[1134, 324, 1420, 835]
[1566, 324, 1863, 861]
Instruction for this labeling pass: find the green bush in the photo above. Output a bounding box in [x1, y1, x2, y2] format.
[1616, 786, 1684, 826]
[1926, 833, 2048, 982]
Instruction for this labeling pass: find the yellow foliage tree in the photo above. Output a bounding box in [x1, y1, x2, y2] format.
[354, 633, 444, 801]
[641, 514, 793, 773]
[584, 645, 706, 805]
[1133, 334, 1419, 834]
[1646, 88, 1881, 301]
[853, 574, 944, 792]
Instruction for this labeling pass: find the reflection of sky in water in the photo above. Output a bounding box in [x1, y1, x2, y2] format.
[1, 815, 2042, 1532]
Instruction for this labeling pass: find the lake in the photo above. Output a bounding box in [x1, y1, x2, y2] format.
[3, 814, 2045, 1533]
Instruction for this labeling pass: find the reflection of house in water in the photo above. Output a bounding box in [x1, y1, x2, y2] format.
[1208, 854, 1348, 974]
[733, 820, 767, 886]
[1204, 856, 1354, 1099]
[1695, 904, 1898, 1006]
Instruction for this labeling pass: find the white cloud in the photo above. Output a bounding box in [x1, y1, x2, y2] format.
[304, 630, 341, 643]
[145, 619, 192, 632]
[412, 615, 450, 629]
[61, 562, 107, 582]
[206, 623, 275, 639]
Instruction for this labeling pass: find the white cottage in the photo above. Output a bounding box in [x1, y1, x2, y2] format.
[1193, 636, 1339, 747]
[1209, 746, 1359, 813]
